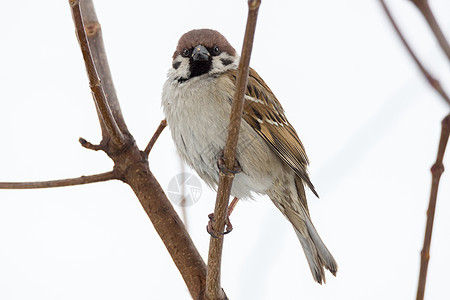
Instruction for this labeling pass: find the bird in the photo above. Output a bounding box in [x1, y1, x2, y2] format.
[161, 28, 337, 284]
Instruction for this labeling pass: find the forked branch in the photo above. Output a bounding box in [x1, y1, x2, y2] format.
[0, 117, 167, 190]
[2, 0, 265, 298]
[69, 1, 208, 298]
[204, 1, 261, 299]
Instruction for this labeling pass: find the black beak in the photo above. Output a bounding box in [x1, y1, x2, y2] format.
[192, 45, 210, 61]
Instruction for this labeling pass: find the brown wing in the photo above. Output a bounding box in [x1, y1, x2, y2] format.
[226, 68, 319, 197]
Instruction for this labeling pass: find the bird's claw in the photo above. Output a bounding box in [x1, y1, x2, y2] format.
[206, 213, 233, 238]
[217, 150, 242, 176]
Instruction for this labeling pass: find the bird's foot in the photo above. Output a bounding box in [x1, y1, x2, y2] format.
[217, 150, 242, 176]
[206, 213, 233, 238]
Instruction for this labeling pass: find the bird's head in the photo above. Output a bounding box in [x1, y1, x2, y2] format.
[171, 29, 239, 82]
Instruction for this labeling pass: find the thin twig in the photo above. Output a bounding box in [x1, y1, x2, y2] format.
[410, 0, 450, 63]
[204, 1, 261, 299]
[69, 0, 125, 146]
[379, 0, 450, 106]
[79, 137, 105, 151]
[0, 171, 118, 189]
[416, 114, 450, 300]
[144, 119, 167, 157]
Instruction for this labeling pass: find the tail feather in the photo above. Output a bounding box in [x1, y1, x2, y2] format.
[295, 229, 326, 283]
[279, 204, 338, 284]
[271, 177, 338, 284]
[295, 176, 337, 283]
[294, 218, 338, 284]
[304, 218, 338, 277]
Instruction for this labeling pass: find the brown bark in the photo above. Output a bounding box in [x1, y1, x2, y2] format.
[416, 114, 450, 300]
[379, 2, 450, 299]
[0, 171, 117, 189]
[69, 1, 209, 298]
[1, 0, 264, 298]
[410, 0, 450, 63]
[144, 119, 167, 157]
[204, 1, 261, 299]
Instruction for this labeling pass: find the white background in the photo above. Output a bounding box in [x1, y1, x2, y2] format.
[0, 1, 449, 299]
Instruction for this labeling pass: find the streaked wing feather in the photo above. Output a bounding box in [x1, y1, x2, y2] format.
[226, 68, 318, 197]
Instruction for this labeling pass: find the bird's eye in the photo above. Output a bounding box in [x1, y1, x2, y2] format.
[182, 48, 191, 57]
[213, 46, 220, 55]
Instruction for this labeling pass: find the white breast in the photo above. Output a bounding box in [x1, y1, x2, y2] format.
[162, 72, 284, 199]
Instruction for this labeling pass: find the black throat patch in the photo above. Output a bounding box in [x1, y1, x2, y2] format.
[189, 59, 212, 79]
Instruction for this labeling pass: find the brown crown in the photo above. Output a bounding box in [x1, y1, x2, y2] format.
[173, 29, 237, 59]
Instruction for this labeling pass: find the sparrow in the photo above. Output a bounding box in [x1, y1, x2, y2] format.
[161, 29, 337, 284]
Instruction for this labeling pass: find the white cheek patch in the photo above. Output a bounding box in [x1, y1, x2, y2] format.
[167, 55, 191, 80]
[210, 52, 239, 74]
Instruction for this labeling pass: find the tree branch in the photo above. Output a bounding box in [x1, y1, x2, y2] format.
[78, 0, 130, 137]
[204, 1, 261, 299]
[123, 160, 207, 299]
[410, 0, 450, 63]
[416, 113, 450, 300]
[379, 0, 450, 106]
[380, 2, 450, 297]
[67, 1, 208, 298]
[69, 0, 125, 146]
[79, 137, 105, 151]
[0, 171, 117, 189]
[144, 119, 167, 157]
